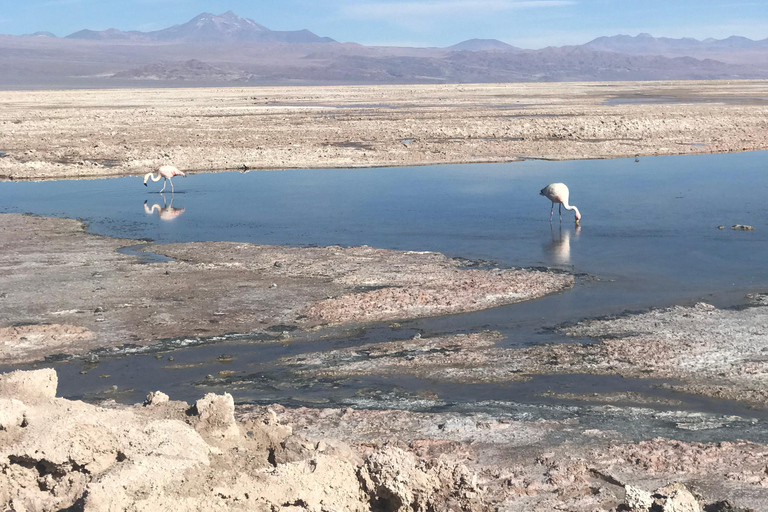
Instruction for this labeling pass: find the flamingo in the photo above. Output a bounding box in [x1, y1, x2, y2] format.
[143, 165, 185, 193]
[540, 183, 581, 223]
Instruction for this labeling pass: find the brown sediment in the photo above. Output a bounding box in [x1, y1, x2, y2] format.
[1, 80, 767, 181]
[0, 214, 571, 364]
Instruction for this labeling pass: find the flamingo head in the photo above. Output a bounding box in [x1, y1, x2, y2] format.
[575, 210, 581, 221]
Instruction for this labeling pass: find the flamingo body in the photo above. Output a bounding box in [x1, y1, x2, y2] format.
[540, 182, 581, 222]
[143, 165, 186, 193]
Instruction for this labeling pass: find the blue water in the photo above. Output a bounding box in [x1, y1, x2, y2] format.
[2, 151, 767, 308]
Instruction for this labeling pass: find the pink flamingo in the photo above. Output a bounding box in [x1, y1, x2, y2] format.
[143, 165, 185, 193]
[540, 183, 581, 223]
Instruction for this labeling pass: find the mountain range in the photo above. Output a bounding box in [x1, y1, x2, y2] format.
[585, 33, 768, 55]
[64, 11, 334, 44]
[1, 11, 767, 88]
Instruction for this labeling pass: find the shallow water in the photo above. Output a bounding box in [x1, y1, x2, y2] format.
[2, 151, 768, 431]
[3, 151, 767, 306]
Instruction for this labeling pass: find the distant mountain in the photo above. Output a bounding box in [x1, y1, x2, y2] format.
[585, 33, 768, 54]
[148, 11, 270, 42]
[3, 18, 768, 88]
[24, 31, 57, 38]
[449, 39, 520, 52]
[66, 28, 145, 41]
[441, 46, 746, 82]
[704, 35, 768, 49]
[65, 11, 335, 44]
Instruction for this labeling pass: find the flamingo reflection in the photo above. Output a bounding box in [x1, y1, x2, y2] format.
[547, 224, 580, 266]
[144, 194, 185, 221]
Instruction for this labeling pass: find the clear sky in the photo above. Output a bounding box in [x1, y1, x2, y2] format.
[2, 0, 767, 49]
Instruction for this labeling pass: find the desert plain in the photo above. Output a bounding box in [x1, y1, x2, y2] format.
[1, 80, 768, 511]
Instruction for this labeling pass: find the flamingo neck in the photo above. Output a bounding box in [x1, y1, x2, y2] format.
[143, 172, 162, 184]
[562, 201, 581, 220]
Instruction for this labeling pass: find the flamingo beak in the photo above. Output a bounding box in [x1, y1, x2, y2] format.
[144, 182, 147, 187]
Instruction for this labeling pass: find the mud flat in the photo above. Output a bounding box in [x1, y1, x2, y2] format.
[1, 80, 768, 180]
[0, 213, 570, 364]
[2, 368, 766, 511]
[281, 300, 768, 406]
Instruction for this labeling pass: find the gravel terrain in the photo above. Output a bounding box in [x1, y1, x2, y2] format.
[1, 80, 767, 181]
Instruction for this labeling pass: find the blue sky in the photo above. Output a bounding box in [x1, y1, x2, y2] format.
[2, 0, 767, 48]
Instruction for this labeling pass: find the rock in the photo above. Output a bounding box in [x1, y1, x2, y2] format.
[0, 398, 27, 430]
[704, 500, 754, 511]
[625, 484, 654, 510]
[77, 420, 213, 511]
[0, 369, 57, 402]
[144, 391, 169, 406]
[273, 434, 318, 464]
[655, 483, 701, 512]
[8, 415, 122, 476]
[359, 445, 479, 512]
[192, 393, 240, 439]
[731, 224, 754, 231]
[259, 408, 279, 426]
[360, 446, 424, 511]
[624, 482, 701, 512]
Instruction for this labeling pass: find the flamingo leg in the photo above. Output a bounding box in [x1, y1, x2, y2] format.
[559, 203, 562, 221]
[159, 179, 167, 193]
[170, 178, 174, 193]
[550, 203, 554, 221]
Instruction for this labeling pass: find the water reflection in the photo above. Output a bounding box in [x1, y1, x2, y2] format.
[547, 224, 580, 266]
[143, 194, 185, 221]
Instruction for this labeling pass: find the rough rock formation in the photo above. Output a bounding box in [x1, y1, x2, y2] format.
[0, 369, 485, 511]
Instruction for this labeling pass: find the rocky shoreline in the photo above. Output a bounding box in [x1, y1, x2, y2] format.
[1, 369, 763, 511]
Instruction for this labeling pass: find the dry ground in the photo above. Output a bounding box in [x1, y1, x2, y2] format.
[1, 80, 767, 180]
